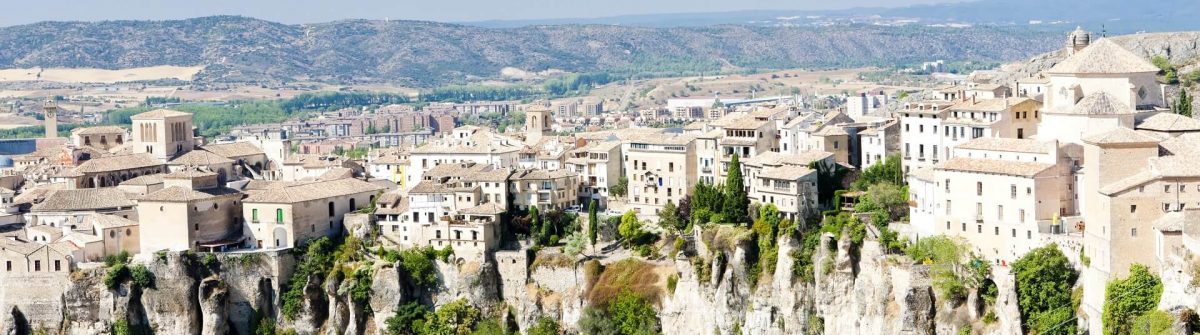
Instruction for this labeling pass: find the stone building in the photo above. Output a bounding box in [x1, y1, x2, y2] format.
[242, 177, 382, 249]
[69, 126, 127, 151]
[510, 169, 578, 211]
[131, 109, 195, 161]
[135, 168, 246, 253]
[623, 133, 697, 219]
[25, 188, 137, 228]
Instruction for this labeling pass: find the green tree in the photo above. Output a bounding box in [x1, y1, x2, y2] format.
[385, 301, 430, 335]
[809, 160, 848, 208]
[527, 316, 561, 335]
[618, 210, 644, 246]
[529, 206, 542, 243]
[611, 176, 628, 198]
[722, 153, 749, 225]
[588, 200, 599, 250]
[609, 290, 662, 335]
[1175, 89, 1193, 117]
[399, 247, 439, 288]
[420, 299, 481, 335]
[563, 231, 587, 257]
[1011, 245, 1078, 335]
[1103, 264, 1163, 335]
[659, 201, 683, 232]
[1130, 310, 1174, 335]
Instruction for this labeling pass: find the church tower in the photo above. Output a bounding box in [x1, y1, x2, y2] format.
[43, 100, 58, 139]
[525, 104, 553, 143]
[1066, 26, 1091, 55]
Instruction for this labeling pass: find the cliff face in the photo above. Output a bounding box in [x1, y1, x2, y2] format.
[3, 228, 1032, 335]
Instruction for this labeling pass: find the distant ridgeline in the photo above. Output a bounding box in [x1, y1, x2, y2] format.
[0, 16, 1064, 86]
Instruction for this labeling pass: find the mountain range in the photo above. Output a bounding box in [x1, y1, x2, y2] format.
[0, 16, 1068, 86]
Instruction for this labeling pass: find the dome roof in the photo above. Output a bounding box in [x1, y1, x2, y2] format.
[1067, 26, 1091, 47]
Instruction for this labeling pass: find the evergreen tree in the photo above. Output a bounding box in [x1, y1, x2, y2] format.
[529, 206, 541, 242]
[1176, 90, 1193, 118]
[588, 200, 599, 251]
[722, 153, 749, 225]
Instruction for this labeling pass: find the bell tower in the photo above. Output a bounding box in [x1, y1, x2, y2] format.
[1066, 26, 1091, 55]
[525, 104, 553, 143]
[43, 100, 58, 139]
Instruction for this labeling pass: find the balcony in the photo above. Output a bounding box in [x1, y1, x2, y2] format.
[701, 166, 712, 174]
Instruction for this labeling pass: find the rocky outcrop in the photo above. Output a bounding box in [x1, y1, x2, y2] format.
[198, 277, 229, 335]
[139, 255, 202, 335]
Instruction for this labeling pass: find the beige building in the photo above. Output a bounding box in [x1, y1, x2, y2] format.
[510, 169, 578, 211]
[26, 188, 137, 229]
[623, 133, 697, 218]
[131, 109, 196, 161]
[243, 178, 382, 249]
[564, 140, 623, 208]
[743, 151, 834, 220]
[70, 126, 127, 151]
[136, 169, 246, 253]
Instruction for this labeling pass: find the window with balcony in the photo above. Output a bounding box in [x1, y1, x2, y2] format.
[1010, 185, 1017, 199]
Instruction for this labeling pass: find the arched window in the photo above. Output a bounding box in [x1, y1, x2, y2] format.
[328, 202, 335, 217]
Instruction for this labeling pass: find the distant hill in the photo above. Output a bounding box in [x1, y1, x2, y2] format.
[469, 0, 1200, 33]
[0, 16, 1065, 86]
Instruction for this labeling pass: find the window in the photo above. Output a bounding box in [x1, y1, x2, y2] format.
[252, 209, 259, 222]
[34, 260, 41, 271]
[328, 202, 335, 217]
[1164, 203, 1172, 212]
[997, 205, 1004, 220]
[1130, 205, 1137, 213]
[945, 179, 951, 192]
[1011, 229, 1016, 238]
[668, 163, 674, 172]
[1027, 230, 1032, 239]
[1019, 209, 1026, 223]
[54, 260, 61, 271]
[276, 209, 284, 222]
[1131, 228, 1138, 237]
[976, 182, 983, 196]
[946, 200, 952, 215]
[1165, 185, 1171, 193]
[1010, 185, 1017, 199]
[994, 227, 999, 235]
[5, 261, 10, 271]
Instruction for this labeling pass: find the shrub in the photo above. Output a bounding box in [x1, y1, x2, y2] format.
[1130, 310, 1174, 335]
[1012, 245, 1078, 335]
[105, 263, 129, 289]
[526, 316, 561, 335]
[982, 311, 997, 324]
[129, 265, 155, 289]
[385, 301, 429, 335]
[666, 274, 679, 295]
[1103, 264, 1163, 335]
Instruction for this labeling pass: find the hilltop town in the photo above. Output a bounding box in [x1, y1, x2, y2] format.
[0, 27, 1199, 335]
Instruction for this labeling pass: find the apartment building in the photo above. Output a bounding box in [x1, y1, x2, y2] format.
[742, 151, 833, 220]
[860, 119, 899, 167]
[565, 140, 623, 208]
[623, 133, 697, 218]
[510, 169, 578, 211]
[408, 126, 522, 186]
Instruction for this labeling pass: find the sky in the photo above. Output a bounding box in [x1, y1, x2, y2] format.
[0, 0, 962, 26]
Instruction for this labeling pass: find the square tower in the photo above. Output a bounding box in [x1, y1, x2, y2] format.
[525, 105, 553, 143]
[131, 109, 195, 161]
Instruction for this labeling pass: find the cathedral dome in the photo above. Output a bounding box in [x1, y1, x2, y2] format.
[1067, 26, 1091, 49]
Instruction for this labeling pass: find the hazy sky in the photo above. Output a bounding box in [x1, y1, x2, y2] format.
[1, 0, 962, 26]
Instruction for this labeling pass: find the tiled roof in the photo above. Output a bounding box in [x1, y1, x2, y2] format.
[950, 97, 1033, 112]
[374, 192, 409, 215]
[459, 202, 505, 215]
[409, 181, 450, 194]
[1046, 39, 1160, 74]
[244, 178, 382, 203]
[724, 116, 770, 130]
[935, 157, 1053, 177]
[623, 132, 696, 146]
[1061, 92, 1134, 116]
[32, 188, 135, 211]
[73, 153, 163, 174]
[1135, 112, 1200, 132]
[137, 186, 243, 202]
[201, 142, 265, 158]
[1099, 171, 1157, 195]
[955, 138, 1052, 154]
[1081, 127, 1161, 146]
[131, 109, 191, 120]
[85, 214, 139, 229]
[163, 168, 218, 179]
[71, 126, 127, 135]
[908, 167, 937, 182]
[169, 150, 234, 166]
[317, 168, 355, 181]
[742, 151, 834, 168]
[1160, 133, 1200, 156]
[119, 174, 164, 186]
[758, 165, 814, 180]
[512, 169, 576, 180]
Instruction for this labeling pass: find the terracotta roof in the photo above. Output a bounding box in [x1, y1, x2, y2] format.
[32, 188, 134, 211]
[512, 169, 576, 180]
[1082, 127, 1161, 146]
[935, 157, 1053, 177]
[409, 181, 450, 194]
[73, 153, 163, 174]
[137, 185, 243, 202]
[1135, 112, 1200, 132]
[201, 142, 265, 158]
[169, 150, 234, 166]
[131, 109, 191, 120]
[244, 178, 382, 203]
[71, 126, 127, 135]
[955, 138, 1052, 154]
[163, 168, 218, 179]
[1046, 39, 1160, 75]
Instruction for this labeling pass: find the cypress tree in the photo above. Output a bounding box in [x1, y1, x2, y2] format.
[722, 153, 749, 225]
[588, 200, 598, 248]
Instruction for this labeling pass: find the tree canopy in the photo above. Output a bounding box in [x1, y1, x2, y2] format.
[1011, 245, 1078, 335]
